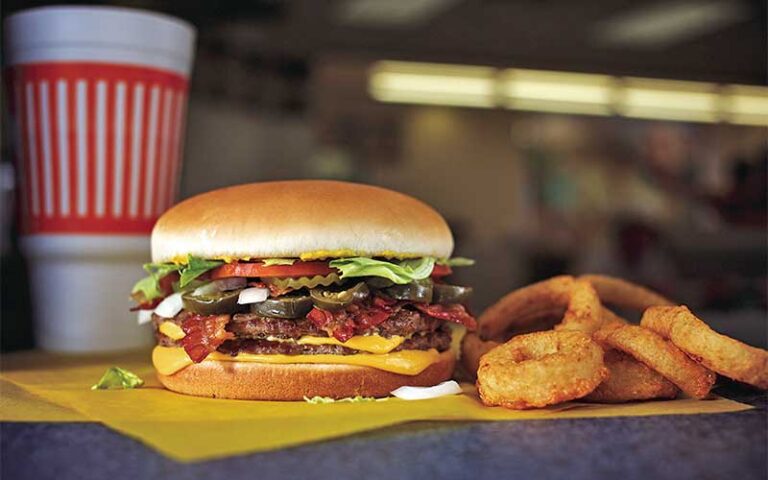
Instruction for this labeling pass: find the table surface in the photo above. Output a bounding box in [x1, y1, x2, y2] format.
[1, 382, 765, 480]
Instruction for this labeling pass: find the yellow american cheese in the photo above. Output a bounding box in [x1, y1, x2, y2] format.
[158, 321, 186, 340]
[152, 345, 441, 376]
[153, 345, 198, 376]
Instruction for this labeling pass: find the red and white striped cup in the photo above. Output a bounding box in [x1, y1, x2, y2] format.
[4, 6, 196, 351]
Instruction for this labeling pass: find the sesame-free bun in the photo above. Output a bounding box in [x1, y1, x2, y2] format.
[156, 351, 456, 400]
[152, 180, 453, 263]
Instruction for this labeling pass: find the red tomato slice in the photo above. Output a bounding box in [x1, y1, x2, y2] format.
[210, 261, 336, 279]
[431, 264, 453, 278]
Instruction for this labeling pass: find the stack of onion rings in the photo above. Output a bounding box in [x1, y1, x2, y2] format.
[641, 306, 768, 390]
[468, 274, 763, 410]
[477, 330, 608, 409]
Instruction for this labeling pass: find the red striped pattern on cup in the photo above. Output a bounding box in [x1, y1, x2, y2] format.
[8, 62, 188, 234]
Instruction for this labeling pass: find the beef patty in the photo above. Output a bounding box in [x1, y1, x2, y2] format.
[216, 330, 452, 356]
[154, 307, 442, 345]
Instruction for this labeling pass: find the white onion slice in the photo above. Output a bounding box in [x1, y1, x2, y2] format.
[154, 292, 184, 318]
[390, 380, 462, 400]
[136, 309, 154, 325]
[191, 282, 219, 296]
[192, 277, 247, 296]
[237, 287, 269, 305]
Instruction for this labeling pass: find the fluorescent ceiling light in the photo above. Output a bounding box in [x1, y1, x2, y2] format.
[337, 0, 460, 27]
[366, 60, 768, 125]
[722, 85, 768, 126]
[619, 78, 719, 123]
[501, 69, 613, 115]
[595, 0, 749, 48]
[369, 61, 496, 108]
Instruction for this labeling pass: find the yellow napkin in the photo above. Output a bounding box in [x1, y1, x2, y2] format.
[0, 349, 752, 462]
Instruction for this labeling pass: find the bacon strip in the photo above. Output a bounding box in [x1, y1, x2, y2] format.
[306, 296, 477, 340]
[414, 303, 477, 330]
[181, 314, 234, 363]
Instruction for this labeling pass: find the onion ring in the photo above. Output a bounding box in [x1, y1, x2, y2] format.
[579, 274, 673, 311]
[477, 330, 608, 409]
[582, 349, 679, 403]
[552, 279, 603, 335]
[480, 276, 605, 339]
[463, 305, 621, 379]
[594, 324, 715, 399]
[641, 306, 768, 390]
[478, 276, 575, 340]
[461, 332, 500, 377]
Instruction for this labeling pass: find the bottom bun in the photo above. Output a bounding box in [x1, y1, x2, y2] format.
[157, 351, 456, 400]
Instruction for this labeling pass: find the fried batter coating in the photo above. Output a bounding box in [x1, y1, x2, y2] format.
[583, 349, 679, 403]
[594, 324, 715, 399]
[642, 306, 768, 390]
[477, 331, 608, 409]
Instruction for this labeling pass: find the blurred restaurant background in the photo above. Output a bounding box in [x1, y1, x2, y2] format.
[2, 0, 766, 350]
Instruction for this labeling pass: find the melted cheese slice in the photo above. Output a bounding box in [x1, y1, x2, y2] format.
[152, 346, 441, 377]
[158, 321, 186, 340]
[297, 335, 404, 354]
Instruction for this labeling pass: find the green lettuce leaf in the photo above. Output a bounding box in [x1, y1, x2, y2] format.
[91, 366, 144, 390]
[131, 275, 164, 301]
[437, 257, 475, 267]
[178, 256, 224, 288]
[328, 257, 436, 285]
[261, 258, 297, 266]
[131, 263, 182, 301]
[131, 255, 224, 302]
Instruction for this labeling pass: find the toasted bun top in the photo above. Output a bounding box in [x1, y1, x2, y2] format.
[152, 180, 453, 263]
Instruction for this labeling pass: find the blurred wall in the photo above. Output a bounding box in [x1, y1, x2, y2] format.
[181, 99, 314, 198]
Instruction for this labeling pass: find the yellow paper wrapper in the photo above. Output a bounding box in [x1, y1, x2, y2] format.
[0, 379, 87, 422]
[0, 349, 752, 462]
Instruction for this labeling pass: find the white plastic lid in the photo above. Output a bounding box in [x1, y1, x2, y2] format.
[4, 6, 196, 75]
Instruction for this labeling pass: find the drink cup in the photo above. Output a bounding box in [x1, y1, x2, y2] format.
[4, 6, 196, 351]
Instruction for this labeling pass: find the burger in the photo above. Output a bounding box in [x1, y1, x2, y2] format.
[132, 180, 476, 400]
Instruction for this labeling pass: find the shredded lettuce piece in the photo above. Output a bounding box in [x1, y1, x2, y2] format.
[303, 395, 382, 404]
[91, 366, 144, 390]
[437, 257, 475, 267]
[131, 255, 224, 303]
[261, 258, 297, 266]
[329, 257, 436, 285]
